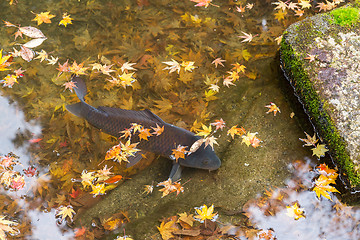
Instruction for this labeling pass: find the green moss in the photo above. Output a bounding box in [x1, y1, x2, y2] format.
[280, 35, 360, 188]
[330, 7, 359, 26]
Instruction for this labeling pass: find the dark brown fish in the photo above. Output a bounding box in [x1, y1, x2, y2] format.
[66, 76, 221, 179]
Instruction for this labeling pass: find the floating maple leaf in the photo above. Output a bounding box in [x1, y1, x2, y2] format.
[151, 124, 164, 136]
[210, 118, 226, 131]
[242, 132, 261, 148]
[163, 59, 181, 74]
[0, 49, 12, 71]
[311, 144, 328, 158]
[59, 13, 73, 27]
[32, 11, 56, 25]
[272, 0, 288, 11]
[138, 128, 152, 141]
[194, 204, 218, 222]
[238, 31, 257, 43]
[69, 61, 88, 75]
[299, 132, 318, 147]
[90, 183, 106, 197]
[121, 62, 137, 72]
[1, 74, 18, 88]
[204, 136, 218, 150]
[35, 50, 48, 62]
[227, 125, 246, 139]
[316, 164, 338, 179]
[286, 203, 305, 220]
[56, 205, 76, 222]
[190, 0, 213, 8]
[265, 102, 281, 116]
[298, 0, 311, 9]
[211, 57, 225, 68]
[171, 145, 188, 162]
[196, 124, 212, 137]
[181, 61, 196, 72]
[47, 56, 58, 65]
[157, 178, 184, 197]
[312, 175, 339, 201]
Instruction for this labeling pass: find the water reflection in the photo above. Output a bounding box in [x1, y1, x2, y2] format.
[0, 94, 74, 239]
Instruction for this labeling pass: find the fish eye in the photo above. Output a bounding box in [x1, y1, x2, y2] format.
[203, 159, 209, 165]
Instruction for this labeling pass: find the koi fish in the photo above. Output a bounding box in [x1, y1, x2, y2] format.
[66, 76, 221, 180]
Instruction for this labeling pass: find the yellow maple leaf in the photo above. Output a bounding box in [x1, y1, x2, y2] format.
[242, 132, 261, 148]
[196, 124, 212, 137]
[90, 183, 106, 197]
[157, 220, 177, 240]
[313, 175, 339, 201]
[299, 0, 311, 9]
[59, 13, 73, 27]
[56, 205, 76, 222]
[81, 170, 95, 188]
[311, 144, 328, 158]
[227, 125, 246, 139]
[181, 61, 196, 72]
[286, 203, 305, 220]
[119, 72, 136, 88]
[194, 204, 218, 222]
[32, 11, 56, 25]
[0, 49, 11, 71]
[69, 61, 88, 75]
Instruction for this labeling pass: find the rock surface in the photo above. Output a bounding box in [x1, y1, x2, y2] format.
[280, 4, 360, 188]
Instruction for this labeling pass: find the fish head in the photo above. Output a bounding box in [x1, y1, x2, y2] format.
[180, 145, 221, 171]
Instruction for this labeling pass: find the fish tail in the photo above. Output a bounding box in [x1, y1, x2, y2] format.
[71, 75, 87, 102]
[65, 102, 87, 118]
[65, 76, 90, 118]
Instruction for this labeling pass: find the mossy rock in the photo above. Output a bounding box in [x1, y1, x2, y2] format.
[280, 4, 360, 189]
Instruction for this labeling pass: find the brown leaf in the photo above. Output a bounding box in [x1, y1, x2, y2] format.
[20, 46, 34, 62]
[173, 229, 200, 237]
[18, 26, 46, 38]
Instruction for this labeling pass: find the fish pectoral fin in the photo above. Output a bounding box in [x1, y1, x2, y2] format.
[169, 162, 182, 182]
[126, 151, 145, 168]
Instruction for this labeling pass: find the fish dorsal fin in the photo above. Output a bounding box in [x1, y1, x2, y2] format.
[143, 109, 166, 124]
[96, 106, 165, 124]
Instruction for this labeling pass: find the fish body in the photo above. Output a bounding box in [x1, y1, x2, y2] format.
[66, 76, 221, 175]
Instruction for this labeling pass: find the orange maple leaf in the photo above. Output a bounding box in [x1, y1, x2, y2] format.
[138, 128, 152, 141]
[171, 145, 188, 162]
[32, 11, 56, 25]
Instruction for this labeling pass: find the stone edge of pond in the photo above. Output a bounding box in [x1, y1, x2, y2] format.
[279, 3, 360, 189]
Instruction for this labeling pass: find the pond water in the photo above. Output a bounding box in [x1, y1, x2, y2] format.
[0, 0, 358, 239]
